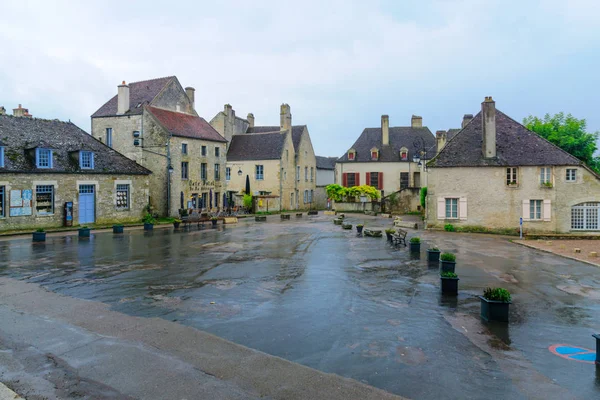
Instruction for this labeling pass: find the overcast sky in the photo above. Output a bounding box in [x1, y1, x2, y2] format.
[1, 0, 598, 157]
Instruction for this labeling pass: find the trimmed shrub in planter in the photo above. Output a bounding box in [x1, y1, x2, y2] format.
[356, 224, 364, 234]
[333, 218, 343, 225]
[385, 228, 395, 241]
[440, 271, 459, 295]
[427, 247, 441, 262]
[113, 225, 124, 234]
[78, 226, 91, 238]
[342, 223, 352, 230]
[255, 215, 267, 222]
[440, 252, 456, 273]
[143, 213, 156, 231]
[409, 237, 421, 253]
[32, 229, 46, 242]
[480, 287, 511, 322]
[211, 217, 218, 227]
[172, 219, 182, 229]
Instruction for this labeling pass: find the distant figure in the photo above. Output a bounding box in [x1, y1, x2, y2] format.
[327, 198, 331, 210]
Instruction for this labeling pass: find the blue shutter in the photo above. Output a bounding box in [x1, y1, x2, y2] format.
[0, 147, 4, 167]
[90, 152, 95, 169]
[49, 150, 53, 168]
[79, 151, 83, 168]
[35, 148, 40, 167]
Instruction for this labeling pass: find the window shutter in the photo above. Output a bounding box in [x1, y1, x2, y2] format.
[366, 172, 371, 186]
[35, 148, 40, 167]
[522, 199, 530, 221]
[543, 200, 551, 221]
[355, 172, 360, 186]
[342, 173, 348, 187]
[90, 153, 94, 169]
[437, 197, 445, 220]
[79, 151, 83, 167]
[378, 172, 383, 190]
[49, 150, 53, 168]
[459, 197, 467, 220]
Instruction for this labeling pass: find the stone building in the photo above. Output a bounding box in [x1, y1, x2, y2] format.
[314, 156, 337, 208]
[335, 115, 435, 212]
[426, 96, 600, 233]
[210, 104, 317, 211]
[91, 76, 227, 217]
[0, 107, 150, 231]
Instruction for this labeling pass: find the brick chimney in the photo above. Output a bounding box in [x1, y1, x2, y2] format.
[381, 115, 389, 146]
[411, 115, 422, 128]
[185, 87, 195, 112]
[482, 97, 496, 158]
[462, 114, 473, 128]
[247, 113, 255, 128]
[13, 104, 32, 118]
[436, 130, 447, 153]
[280, 104, 291, 133]
[117, 81, 130, 115]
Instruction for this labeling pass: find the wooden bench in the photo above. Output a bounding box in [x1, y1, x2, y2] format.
[181, 211, 209, 228]
[392, 229, 407, 247]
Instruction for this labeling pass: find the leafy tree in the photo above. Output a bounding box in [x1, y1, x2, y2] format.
[523, 113, 600, 172]
[420, 187, 427, 209]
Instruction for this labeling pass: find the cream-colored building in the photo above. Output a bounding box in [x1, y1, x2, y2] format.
[210, 104, 317, 211]
[426, 97, 600, 233]
[335, 115, 435, 211]
[91, 77, 227, 217]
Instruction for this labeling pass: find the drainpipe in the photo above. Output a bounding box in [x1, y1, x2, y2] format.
[279, 158, 283, 212]
[166, 134, 172, 217]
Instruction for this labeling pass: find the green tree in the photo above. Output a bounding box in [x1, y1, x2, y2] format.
[523, 112, 600, 172]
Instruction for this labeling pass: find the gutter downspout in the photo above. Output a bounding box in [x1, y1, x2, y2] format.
[166, 130, 172, 217]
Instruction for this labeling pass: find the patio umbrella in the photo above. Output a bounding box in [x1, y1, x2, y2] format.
[245, 174, 250, 195]
[209, 189, 213, 209]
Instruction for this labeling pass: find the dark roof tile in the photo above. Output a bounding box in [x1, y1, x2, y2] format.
[227, 132, 287, 161]
[316, 156, 337, 169]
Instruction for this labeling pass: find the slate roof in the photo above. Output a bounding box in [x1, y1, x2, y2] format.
[0, 115, 151, 175]
[227, 132, 288, 161]
[147, 107, 226, 143]
[429, 110, 582, 167]
[291, 126, 306, 152]
[316, 156, 337, 170]
[447, 129, 460, 141]
[246, 126, 280, 134]
[338, 127, 435, 162]
[91, 76, 174, 118]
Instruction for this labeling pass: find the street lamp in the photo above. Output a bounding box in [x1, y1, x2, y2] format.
[168, 165, 174, 174]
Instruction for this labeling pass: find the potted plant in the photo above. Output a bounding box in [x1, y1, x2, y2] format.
[440, 252, 456, 273]
[356, 224, 364, 234]
[480, 287, 511, 322]
[384, 228, 395, 241]
[32, 228, 46, 242]
[210, 216, 218, 227]
[427, 247, 441, 262]
[179, 208, 189, 217]
[172, 218, 182, 229]
[143, 213, 156, 231]
[342, 223, 352, 230]
[113, 224, 124, 234]
[333, 218, 343, 225]
[440, 271, 459, 295]
[409, 237, 421, 253]
[78, 226, 91, 238]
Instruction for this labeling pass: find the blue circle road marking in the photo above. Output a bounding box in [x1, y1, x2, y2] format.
[549, 344, 596, 364]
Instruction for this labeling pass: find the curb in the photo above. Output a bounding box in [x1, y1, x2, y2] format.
[512, 240, 600, 268]
[0, 383, 23, 400]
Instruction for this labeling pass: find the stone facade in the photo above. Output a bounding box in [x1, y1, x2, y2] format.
[335, 161, 426, 197]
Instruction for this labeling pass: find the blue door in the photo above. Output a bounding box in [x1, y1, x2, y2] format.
[79, 185, 95, 224]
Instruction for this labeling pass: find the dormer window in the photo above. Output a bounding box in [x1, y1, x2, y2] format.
[36, 148, 53, 168]
[79, 151, 95, 169]
[348, 149, 356, 161]
[400, 147, 408, 161]
[370, 148, 379, 161]
[0, 146, 4, 168]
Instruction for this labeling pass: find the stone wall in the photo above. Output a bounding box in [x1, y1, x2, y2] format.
[152, 80, 195, 114]
[91, 115, 143, 164]
[332, 201, 375, 212]
[295, 126, 317, 210]
[335, 160, 427, 195]
[0, 172, 149, 231]
[313, 187, 329, 209]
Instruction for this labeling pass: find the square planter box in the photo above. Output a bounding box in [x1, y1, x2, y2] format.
[427, 249, 441, 262]
[342, 223, 352, 230]
[440, 277, 459, 295]
[143, 223, 154, 231]
[78, 228, 91, 238]
[211, 219, 218, 227]
[281, 214, 291, 220]
[592, 334, 600, 365]
[356, 226, 364, 234]
[440, 260, 456, 273]
[308, 210, 318, 215]
[113, 225, 124, 234]
[32, 232, 46, 242]
[480, 296, 510, 322]
[255, 216, 267, 222]
[409, 242, 421, 253]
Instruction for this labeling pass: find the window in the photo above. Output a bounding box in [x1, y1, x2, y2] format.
[530, 200, 542, 220]
[305, 166, 308, 181]
[297, 166, 300, 181]
[182, 143, 188, 154]
[540, 167, 552, 184]
[256, 165, 264, 180]
[566, 169, 577, 182]
[348, 151, 355, 161]
[226, 167, 231, 181]
[116, 184, 130, 210]
[106, 128, 113, 148]
[310, 190, 314, 203]
[181, 162, 189, 179]
[571, 202, 600, 230]
[370, 172, 379, 188]
[400, 172, 409, 189]
[506, 167, 518, 185]
[0, 146, 4, 168]
[201, 145, 207, 156]
[445, 198, 458, 219]
[35, 185, 54, 215]
[304, 190, 308, 203]
[201, 163, 207, 180]
[400, 149, 408, 161]
[286, 150, 289, 161]
[346, 173, 356, 187]
[310, 167, 314, 182]
[290, 193, 294, 208]
[0, 186, 4, 217]
[36, 148, 53, 168]
[79, 151, 94, 169]
[215, 147, 220, 157]
[215, 192, 220, 208]
[371, 151, 378, 160]
[214, 164, 220, 180]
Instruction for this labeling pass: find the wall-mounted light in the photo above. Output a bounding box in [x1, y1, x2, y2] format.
[237, 168, 243, 176]
[168, 165, 174, 174]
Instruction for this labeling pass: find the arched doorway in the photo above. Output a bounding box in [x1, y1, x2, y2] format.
[571, 202, 600, 230]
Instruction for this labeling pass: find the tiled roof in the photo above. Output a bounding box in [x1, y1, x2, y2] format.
[91, 76, 174, 118]
[429, 110, 582, 167]
[316, 156, 337, 170]
[291, 125, 306, 152]
[338, 127, 435, 162]
[0, 115, 150, 175]
[148, 107, 226, 143]
[246, 126, 280, 134]
[447, 129, 460, 140]
[227, 132, 287, 161]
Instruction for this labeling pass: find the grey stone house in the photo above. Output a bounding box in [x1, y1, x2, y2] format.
[0, 107, 150, 231]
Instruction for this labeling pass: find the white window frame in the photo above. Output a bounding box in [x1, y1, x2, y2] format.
[116, 184, 130, 210]
[79, 151, 94, 169]
[35, 185, 55, 216]
[530, 199, 542, 220]
[348, 151, 355, 161]
[445, 198, 458, 219]
[566, 168, 577, 182]
[540, 167, 551, 184]
[106, 128, 113, 148]
[255, 165, 264, 180]
[571, 202, 600, 230]
[36, 148, 53, 169]
[226, 167, 231, 181]
[310, 167, 314, 182]
[506, 167, 518, 185]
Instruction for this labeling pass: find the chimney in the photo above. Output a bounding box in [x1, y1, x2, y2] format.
[117, 81, 130, 115]
[185, 87, 195, 112]
[280, 103, 292, 133]
[247, 113, 255, 128]
[436, 130, 447, 153]
[462, 114, 473, 128]
[381, 115, 389, 146]
[0, 106, 6, 116]
[411, 115, 422, 128]
[13, 104, 32, 118]
[482, 96, 496, 158]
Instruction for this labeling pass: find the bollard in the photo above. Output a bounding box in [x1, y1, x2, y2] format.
[590, 252, 598, 257]
[593, 334, 600, 365]
[574, 248, 581, 253]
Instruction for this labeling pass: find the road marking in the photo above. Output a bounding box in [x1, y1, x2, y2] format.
[548, 344, 596, 364]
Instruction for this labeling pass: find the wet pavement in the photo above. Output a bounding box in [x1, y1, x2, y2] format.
[1, 215, 600, 399]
